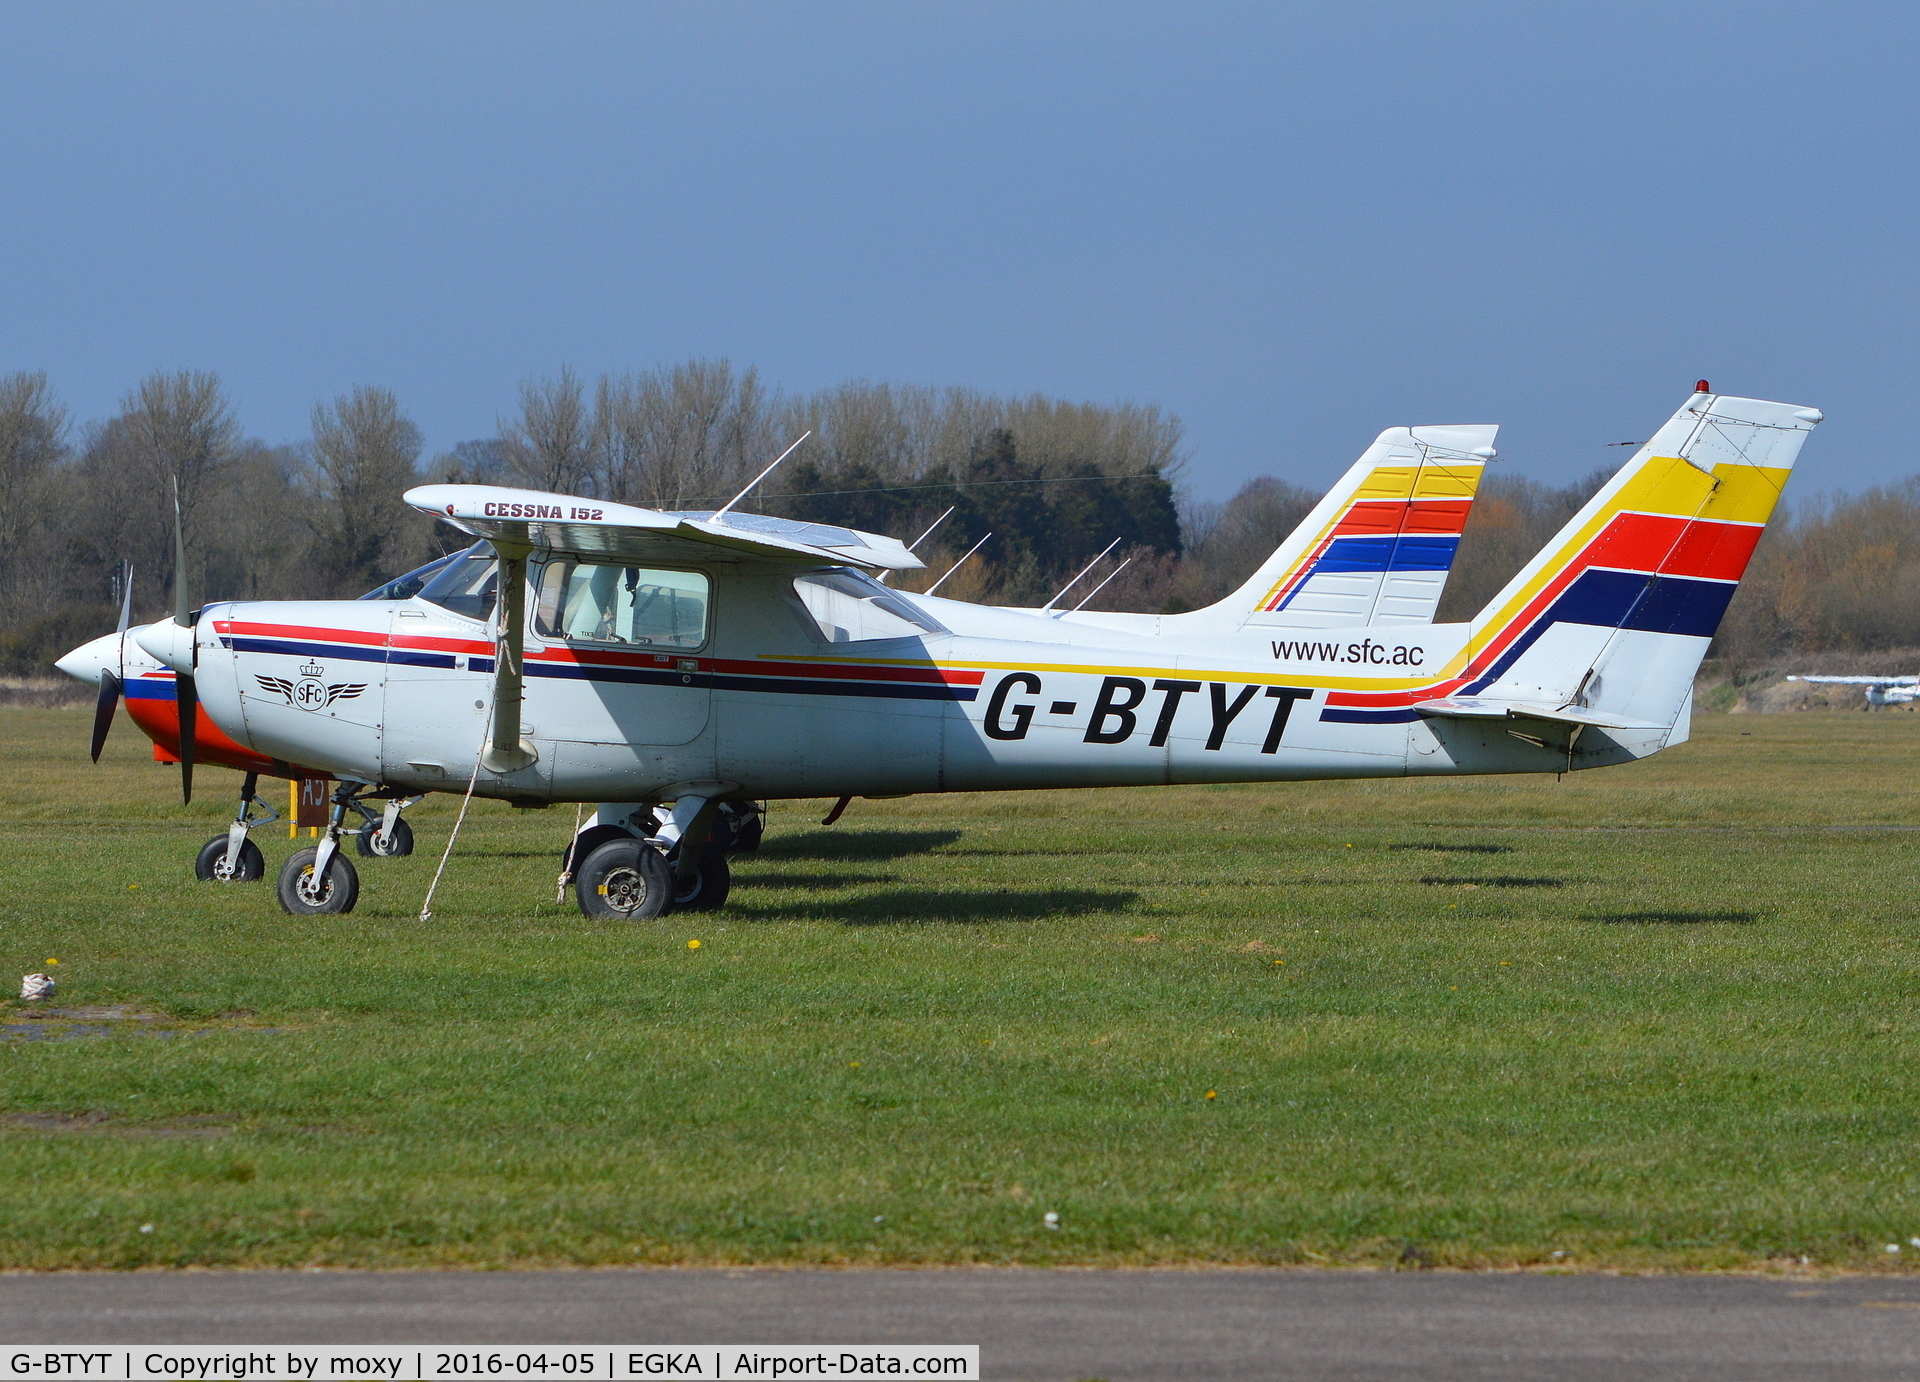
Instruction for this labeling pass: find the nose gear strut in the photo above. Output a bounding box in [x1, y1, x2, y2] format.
[194, 771, 278, 882]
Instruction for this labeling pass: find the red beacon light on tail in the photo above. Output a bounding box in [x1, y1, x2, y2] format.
[1695, 380, 1711, 393]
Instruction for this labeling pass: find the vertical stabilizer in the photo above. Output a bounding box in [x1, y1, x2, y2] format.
[1441, 390, 1820, 731]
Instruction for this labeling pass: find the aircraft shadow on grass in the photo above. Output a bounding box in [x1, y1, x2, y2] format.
[1391, 843, 1515, 855]
[1419, 875, 1565, 888]
[1587, 910, 1758, 924]
[732, 888, 1139, 926]
[755, 829, 964, 862]
[726, 872, 898, 891]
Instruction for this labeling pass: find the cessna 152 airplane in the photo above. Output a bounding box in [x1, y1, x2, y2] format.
[1786, 674, 1920, 708]
[55, 418, 1494, 893]
[59, 385, 1818, 923]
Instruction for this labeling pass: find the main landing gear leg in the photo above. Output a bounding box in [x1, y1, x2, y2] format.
[194, 770, 273, 882]
[653, 795, 731, 914]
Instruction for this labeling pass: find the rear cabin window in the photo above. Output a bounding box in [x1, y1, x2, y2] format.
[534, 560, 710, 649]
[792, 570, 946, 643]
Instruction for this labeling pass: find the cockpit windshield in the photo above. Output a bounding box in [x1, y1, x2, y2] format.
[358, 550, 464, 602]
[415, 542, 499, 623]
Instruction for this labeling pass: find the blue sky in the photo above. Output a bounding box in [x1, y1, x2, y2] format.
[1, 2, 1912, 502]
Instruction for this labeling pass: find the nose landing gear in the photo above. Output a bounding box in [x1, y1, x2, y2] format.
[194, 772, 275, 882]
[192, 776, 420, 884]
[274, 781, 384, 915]
[352, 794, 420, 857]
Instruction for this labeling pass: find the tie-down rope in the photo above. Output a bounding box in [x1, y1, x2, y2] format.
[419, 703, 494, 922]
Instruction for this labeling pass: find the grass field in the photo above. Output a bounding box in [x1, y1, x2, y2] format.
[4, 706, 1920, 1272]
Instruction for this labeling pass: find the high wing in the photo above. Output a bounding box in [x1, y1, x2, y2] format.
[405, 485, 924, 572]
[1786, 675, 1920, 686]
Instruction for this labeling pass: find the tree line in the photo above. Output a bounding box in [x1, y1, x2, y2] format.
[0, 360, 1910, 679]
[0, 362, 1190, 673]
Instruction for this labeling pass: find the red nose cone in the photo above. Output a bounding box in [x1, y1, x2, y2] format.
[1695, 380, 1711, 393]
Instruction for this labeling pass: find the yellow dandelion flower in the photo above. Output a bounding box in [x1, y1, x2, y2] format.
[44, 959, 58, 966]
[687, 939, 702, 950]
[1205, 1090, 1217, 1100]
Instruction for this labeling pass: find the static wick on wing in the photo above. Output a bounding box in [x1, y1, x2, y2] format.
[1071, 556, 1133, 612]
[876, 506, 956, 585]
[711, 432, 813, 524]
[1040, 536, 1124, 612]
[923, 531, 994, 596]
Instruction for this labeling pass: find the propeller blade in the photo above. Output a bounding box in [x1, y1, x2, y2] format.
[171, 481, 190, 628]
[176, 672, 197, 804]
[116, 561, 134, 635]
[89, 670, 121, 763]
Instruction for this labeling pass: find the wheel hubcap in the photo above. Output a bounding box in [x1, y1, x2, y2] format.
[297, 868, 329, 905]
[602, 866, 645, 913]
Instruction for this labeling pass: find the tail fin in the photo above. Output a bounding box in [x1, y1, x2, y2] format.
[1441, 390, 1820, 731]
[1213, 424, 1494, 630]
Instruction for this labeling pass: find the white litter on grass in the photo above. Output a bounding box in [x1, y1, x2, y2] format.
[20, 975, 54, 1001]
[1887, 1243, 1901, 1254]
[1044, 1212, 1060, 1230]
[138, 1224, 153, 1234]
[1909, 1237, 1920, 1249]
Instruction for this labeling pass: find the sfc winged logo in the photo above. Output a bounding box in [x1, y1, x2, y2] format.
[256, 663, 367, 712]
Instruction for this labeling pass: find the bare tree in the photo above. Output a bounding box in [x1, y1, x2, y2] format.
[308, 385, 425, 595]
[116, 371, 239, 608]
[0, 372, 69, 607]
[591, 359, 772, 508]
[501, 366, 593, 494]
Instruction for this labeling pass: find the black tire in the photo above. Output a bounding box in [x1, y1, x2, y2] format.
[195, 833, 265, 882]
[356, 815, 415, 858]
[575, 838, 673, 920]
[276, 846, 360, 915]
[674, 843, 731, 912]
[716, 803, 764, 854]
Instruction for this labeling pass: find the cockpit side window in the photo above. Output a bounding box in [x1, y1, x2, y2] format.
[533, 560, 710, 649]
[416, 544, 499, 623]
[792, 569, 947, 644]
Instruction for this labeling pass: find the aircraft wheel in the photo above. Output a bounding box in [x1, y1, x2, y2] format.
[276, 847, 360, 916]
[576, 838, 673, 920]
[195, 834, 265, 882]
[674, 843, 731, 912]
[356, 816, 415, 858]
[729, 814, 764, 854]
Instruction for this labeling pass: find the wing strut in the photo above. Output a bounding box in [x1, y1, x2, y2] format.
[481, 543, 538, 774]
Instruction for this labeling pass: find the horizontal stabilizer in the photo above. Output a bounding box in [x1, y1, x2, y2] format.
[1787, 675, 1919, 686]
[406, 484, 925, 572]
[1412, 697, 1668, 732]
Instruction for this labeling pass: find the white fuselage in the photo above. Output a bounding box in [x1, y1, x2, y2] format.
[178, 556, 1671, 807]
